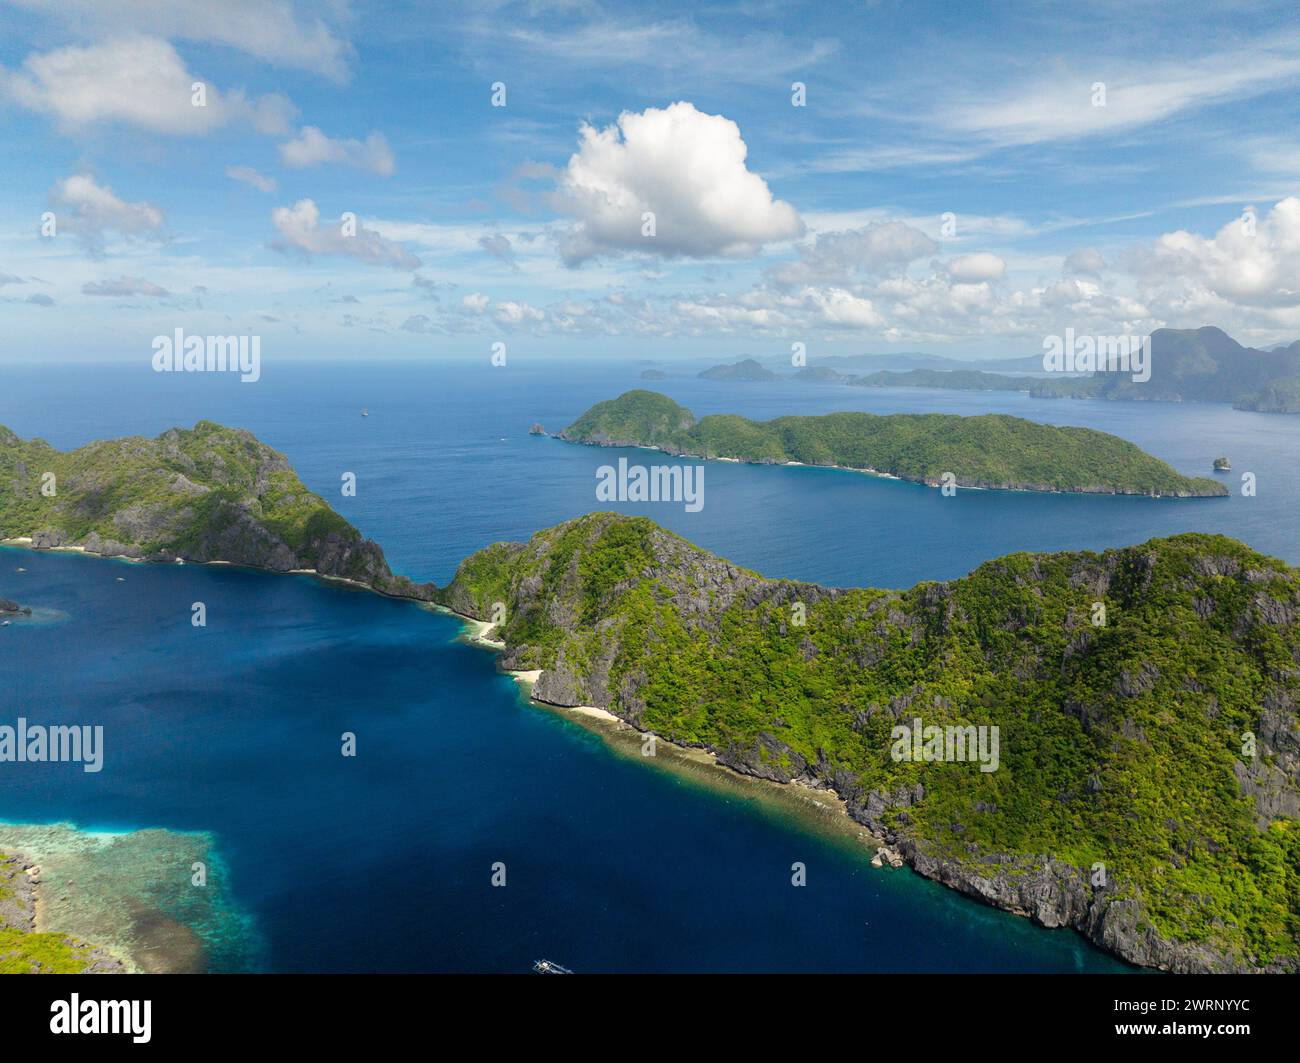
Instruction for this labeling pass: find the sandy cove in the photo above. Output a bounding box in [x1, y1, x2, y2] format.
[445, 608, 887, 856]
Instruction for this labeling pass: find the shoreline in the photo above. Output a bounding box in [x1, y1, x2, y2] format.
[555, 437, 1226, 498]
[0, 821, 230, 974]
[5, 535, 1250, 972]
[444, 607, 888, 857]
[436, 607, 1218, 972]
[0, 537, 419, 602]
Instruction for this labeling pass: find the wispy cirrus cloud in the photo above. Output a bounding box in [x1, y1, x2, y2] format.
[1, 35, 296, 135]
[2, 0, 353, 81]
[271, 198, 421, 269]
[81, 275, 170, 297]
[278, 126, 396, 176]
[939, 35, 1300, 149]
[226, 165, 278, 193]
[49, 173, 166, 253]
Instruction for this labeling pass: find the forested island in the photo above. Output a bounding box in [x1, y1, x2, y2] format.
[0, 422, 435, 600]
[558, 391, 1227, 496]
[440, 511, 1300, 973]
[698, 357, 778, 381]
[3, 420, 1294, 974]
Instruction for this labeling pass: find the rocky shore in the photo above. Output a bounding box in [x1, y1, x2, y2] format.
[0, 851, 125, 973]
[0, 422, 439, 603]
[440, 512, 1300, 974]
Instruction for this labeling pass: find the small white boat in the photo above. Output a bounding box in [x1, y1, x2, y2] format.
[361, 408, 369, 417]
[532, 959, 573, 974]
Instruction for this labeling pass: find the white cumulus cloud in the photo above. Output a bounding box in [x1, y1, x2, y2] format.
[1138, 197, 1300, 308]
[944, 252, 1005, 283]
[557, 101, 802, 265]
[769, 221, 939, 287]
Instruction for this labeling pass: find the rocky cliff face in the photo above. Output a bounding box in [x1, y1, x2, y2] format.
[0, 422, 436, 601]
[440, 512, 1300, 973]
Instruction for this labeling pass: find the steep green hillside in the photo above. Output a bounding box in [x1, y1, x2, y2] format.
[441, 513, 1300, 973]
[0, 422, 433, 598]
[559, 391, 1227, 496]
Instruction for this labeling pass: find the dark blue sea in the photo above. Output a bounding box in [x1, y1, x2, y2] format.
[2, 359, 1295, 972]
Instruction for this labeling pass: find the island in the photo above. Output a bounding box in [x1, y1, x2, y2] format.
[850, 367, 1038, 393]
[556, 390, 1229, 496]
[792, 366, 848, 383]
[698, 358, 778, 382]
[4, 419, 1292, 974]
[639, 369, 668, 381]
[1028, 327, 1300, 412]
[438, 511, 1300, 973]
[726, 327, 1300, 414]
[0, 421, 436, 599]
[1214, 457, 1232, 472]
[0, 598, 31, 617]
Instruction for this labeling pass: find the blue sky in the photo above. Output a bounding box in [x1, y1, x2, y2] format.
[2, 0, 1300, 362]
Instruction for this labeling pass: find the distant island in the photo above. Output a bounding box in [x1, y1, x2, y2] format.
[440, 511, 1300, 973]
[792, 366, 849, 383]
[639, 369, 668, 381]
[851, 367, 1039, 393]
[879, 327, 1300, 413]
[698, 358, 777, 381]
[698, 327, 1300, 413]
[815, 351, 1050, 375]
[0, 422, 435, 600]
[557, 390, 1228, 496]
[1027, 327, 1300, 411]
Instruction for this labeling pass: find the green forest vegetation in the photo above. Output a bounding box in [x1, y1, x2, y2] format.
[559, 390, 1227, 496]
[441, 512, 1300, 971]
[0, 421, 376, 578]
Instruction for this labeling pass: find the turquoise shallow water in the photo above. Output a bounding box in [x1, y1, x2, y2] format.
[1, 360, 1292, 971]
